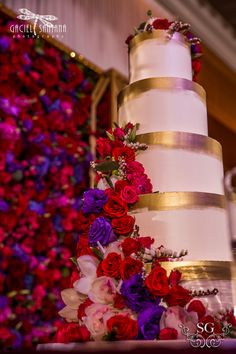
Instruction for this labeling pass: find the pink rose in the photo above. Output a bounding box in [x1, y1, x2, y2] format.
[113, 127, 125, 140]
[120, 186, 139, 204]
[84, 303, 114, 340]
[131, 174, 153, 194]
[126, 161, 144, 176]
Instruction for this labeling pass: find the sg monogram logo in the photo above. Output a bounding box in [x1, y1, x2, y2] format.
[179, 322, 232, 348]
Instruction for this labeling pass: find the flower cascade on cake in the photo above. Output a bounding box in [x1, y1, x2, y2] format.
[56, 123, 235, 342]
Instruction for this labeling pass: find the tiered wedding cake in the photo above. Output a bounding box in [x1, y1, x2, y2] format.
[118, 19, 232, 310]
[48, 16, 236, 347]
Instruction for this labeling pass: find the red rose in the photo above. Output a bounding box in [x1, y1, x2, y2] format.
[159, 328, 178, 340]
[76, 235, 96, 257]
[112, 146, 135, 162]
[164, 285, 192, 307]
[145, 265, 169, 296]
[69, 269, 80, 287]
[169, 270, 182, 286]
[187, 300, 206, 320]
[77, 298, 93, 320]
[103, 194, 128, 218]
[56, 323, 90, 343]
[121, 238, 141, 257]
[97, 252, 122, 278]
[113, 127, 125, 140]
[152, 18, 170, 30]
[113, 293, 126, 309]
[0, 327, 15, 347]
[112, 215, 135, 236]
[120, 257, 143, 280]
[120, 186, 139, 204]
[96, 137, 112, 158]
[125, 35, 134, 45]
[138, 236, 154, 249]
[114, 180, 129, 194]
[107, 315, 138, 340]
[42, 63, 59, 88]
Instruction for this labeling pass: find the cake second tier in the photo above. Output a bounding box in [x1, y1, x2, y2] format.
[118, 77, 207, 135]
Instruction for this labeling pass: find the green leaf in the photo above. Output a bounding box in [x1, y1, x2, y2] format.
[129, 125, 138, 141]
[113, 122, 119, 128]
[106, 131, 115, 141]
[147, 9, 152, 17]
[62, 267, 70, 277]
[95, 160, 119, 173]
[92, 247, 104, 260]
[105, 176, 114, 189]
[70, 257, 78, 266]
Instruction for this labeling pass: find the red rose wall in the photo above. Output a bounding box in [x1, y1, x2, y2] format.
[0, 10, 110, 349]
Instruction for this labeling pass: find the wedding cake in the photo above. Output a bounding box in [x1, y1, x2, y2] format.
[49, 15, 235, 346]
[118, 16, 233, 312]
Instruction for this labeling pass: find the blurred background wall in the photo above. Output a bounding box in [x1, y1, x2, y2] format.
[3, 0, 235, 169]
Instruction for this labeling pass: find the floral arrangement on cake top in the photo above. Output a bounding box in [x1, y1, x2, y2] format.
[56, 123, 236, 343]
[125, 10, 202, 81]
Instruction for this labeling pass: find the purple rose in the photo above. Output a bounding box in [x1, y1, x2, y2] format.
[138, 305, 166, 340]
[0, 199, 9, 212]
[82, 188, 108, 214]
[89, 217, 116, 246]
[121, 273, 159, 312]
[0, 36, 10, 52]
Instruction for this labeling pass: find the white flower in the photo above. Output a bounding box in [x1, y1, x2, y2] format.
[104, 241, 124, 258]
[73, 255, 99, 295]
[97, 176, 119, 190]
[88, 276, 117, 304]
[160, 306, 198, 339]
[58, 288, 86, 322]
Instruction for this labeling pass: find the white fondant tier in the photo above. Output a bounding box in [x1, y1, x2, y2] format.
[129, 31, 192, 83]
[118, 78, 207, 135]
[136, 132, 224, 194]
[131, 193, 232, 261]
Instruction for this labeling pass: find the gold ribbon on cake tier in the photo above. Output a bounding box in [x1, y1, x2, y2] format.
[131, 192, 226, 212]
[136, 131, 222, 160]
[117, 77, 206, 108]
[129, 30, 189, 51]
[144, 261, 232, 281]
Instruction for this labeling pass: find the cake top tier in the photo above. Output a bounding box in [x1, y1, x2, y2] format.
[126, 11, 202, 82]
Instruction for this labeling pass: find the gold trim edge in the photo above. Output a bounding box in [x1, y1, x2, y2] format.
[131, 192, 226, 211]
[118, 78, 206, 107]
[129, 30, 190, 51]
[145, 261, 232, 281]
[136, 131, 222, 160]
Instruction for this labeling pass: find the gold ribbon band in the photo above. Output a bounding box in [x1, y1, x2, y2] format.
[117, 78, 206, 107]
[145, 261, 232, 281]
[131, 192, 225, 212]
[129, 30, 189, 51]
[136, 131, 222, 160]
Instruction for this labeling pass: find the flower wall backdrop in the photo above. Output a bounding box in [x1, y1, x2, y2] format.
[0, 10, 110, 349]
